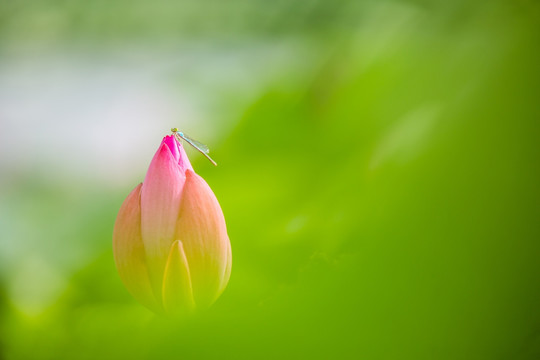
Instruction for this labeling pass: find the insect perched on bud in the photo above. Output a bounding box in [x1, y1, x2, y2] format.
[171, 128, 218, 166]
[113, 130, 231, 316]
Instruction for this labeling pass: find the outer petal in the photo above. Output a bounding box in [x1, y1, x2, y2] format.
[141, 143, 186, 298]
[176, 170, 232, 308]
[113, 183, 162, 313]
[162, 240, 195, 316]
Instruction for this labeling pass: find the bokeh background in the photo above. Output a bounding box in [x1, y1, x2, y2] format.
[1, 0, 539, 359]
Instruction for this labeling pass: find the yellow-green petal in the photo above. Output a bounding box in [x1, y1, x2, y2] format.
[162, 240, 195, 316]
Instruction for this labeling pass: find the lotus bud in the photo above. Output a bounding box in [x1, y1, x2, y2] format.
[113, 134, 231, 315]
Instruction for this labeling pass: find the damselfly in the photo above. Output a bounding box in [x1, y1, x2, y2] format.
[171, 128, 217, 166]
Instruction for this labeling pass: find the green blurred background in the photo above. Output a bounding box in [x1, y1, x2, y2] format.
[1, 0, 539, 359]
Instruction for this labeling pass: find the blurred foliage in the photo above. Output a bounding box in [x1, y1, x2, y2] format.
[1, 0, 540, 359]
[0, 0, 408, 42]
